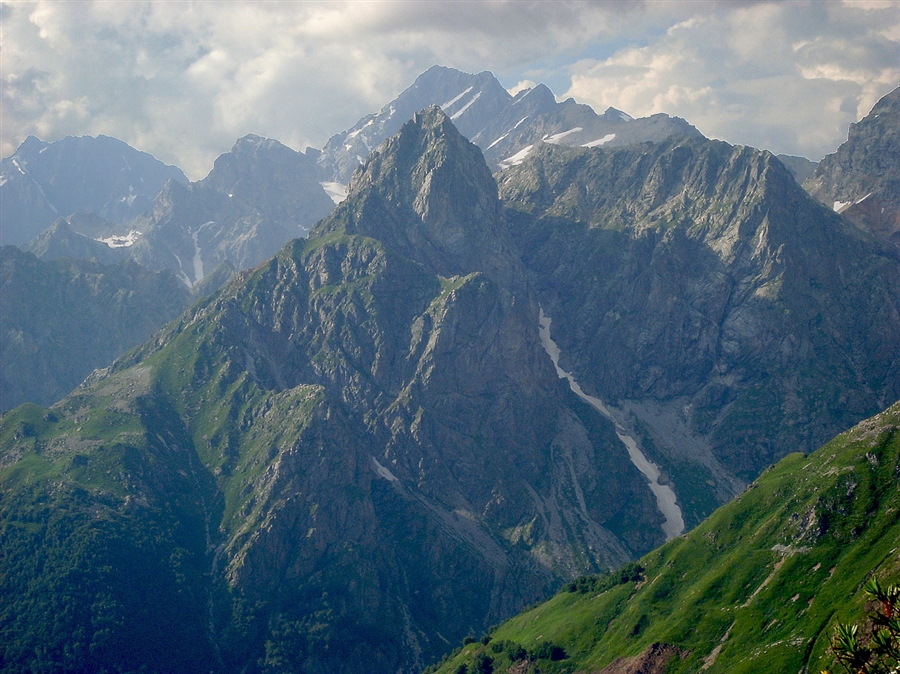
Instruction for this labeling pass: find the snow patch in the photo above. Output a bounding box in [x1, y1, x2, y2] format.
[441, 86, 473, 110]
[119, 185, 137, 207]
[618, 111, 634, 122]
[0, 176, 6, 187]
[320, 181, 348, 204]
[487, 133, 509, 150]
[583, 134, 616, 148]
[544, 127, 583, 144]
[498, 145, 533, 169]
[191, 226, 209, 284]
[451, 91, 481, 120]
[834, 200, 851, 213]
[371, 457, 398, 482]
[539, 308, 685, 541]
[513, 116, 529, 129]
[856, 192, 873, 204]
[98, 230, 142, 248]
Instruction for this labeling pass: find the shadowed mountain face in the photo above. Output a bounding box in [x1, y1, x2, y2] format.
[0, 134, 188, 247]
[498, 136, 900, 524]
[0, 246, 191, 412]
[0, 108, 663, 674]
[804, 86, 900, 253]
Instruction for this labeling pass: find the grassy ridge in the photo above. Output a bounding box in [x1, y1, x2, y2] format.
[432, 401, 900, 673]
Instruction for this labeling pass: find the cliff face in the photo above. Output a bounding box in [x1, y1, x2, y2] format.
[0, 108, 663, 674]
[804, 86, 900, 252]
[498, 136, 900, 523]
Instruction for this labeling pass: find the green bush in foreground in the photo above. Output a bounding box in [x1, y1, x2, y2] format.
[827, 576, 900, 674]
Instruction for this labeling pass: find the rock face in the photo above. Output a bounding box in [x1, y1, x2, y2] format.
[318, 65, 701, 183]
[129, 135, 335, 286]
[804, 86, 900, 252]
[0, 108, 663, 673]
[0, 135, 187, 246]
[0, 246, 191, 411]
[498, 136, 900, 525]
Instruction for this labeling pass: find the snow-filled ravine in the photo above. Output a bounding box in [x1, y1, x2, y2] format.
[538, 308, 685, 540]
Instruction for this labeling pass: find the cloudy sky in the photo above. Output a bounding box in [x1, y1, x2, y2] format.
[3, 0, 898, 179]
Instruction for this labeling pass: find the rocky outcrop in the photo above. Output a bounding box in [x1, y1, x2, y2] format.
[804, 86, 900, 252]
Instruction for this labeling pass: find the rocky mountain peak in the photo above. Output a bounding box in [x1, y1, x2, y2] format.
[804, 85, 900, 251]
[335, 106, 509, 279]
[512, 83, 557, 108]
[203, 134, 321, 195]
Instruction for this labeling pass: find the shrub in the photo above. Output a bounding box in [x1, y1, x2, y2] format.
[529, 641, 567, 661]
[472, 653, 493, 674]
[827, 576, 899, 674]
[564, 562, 645, 594]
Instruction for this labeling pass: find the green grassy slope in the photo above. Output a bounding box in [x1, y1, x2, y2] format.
[432, 400, 900, 674]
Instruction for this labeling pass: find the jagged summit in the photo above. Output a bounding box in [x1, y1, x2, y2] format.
[317, 65, 702, 182]
[322, 106, 509, 280]
[129, 132, 335, 286]
[804, 85, 900, 251]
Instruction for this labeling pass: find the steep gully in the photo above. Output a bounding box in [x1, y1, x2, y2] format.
[538, 308, 685, 540]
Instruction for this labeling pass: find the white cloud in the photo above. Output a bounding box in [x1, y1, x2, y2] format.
[1, 0, 898, 177]
[565, 1, 900, 160]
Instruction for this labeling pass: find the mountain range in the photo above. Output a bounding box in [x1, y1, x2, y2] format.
[0, 67, 899, 674]
[0, 134, 188, 247]
[2, 66, 704, 286]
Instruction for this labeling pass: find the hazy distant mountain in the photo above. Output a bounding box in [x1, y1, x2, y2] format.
[0, 135, 187, 246]
[0, 246, 191, 411]
[804, 85, 900, 252]
[318, 65, 701, 183]
[22, 218, 127, 265]
[776, 153, 818, 184]
[129, 134, 335, 286]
